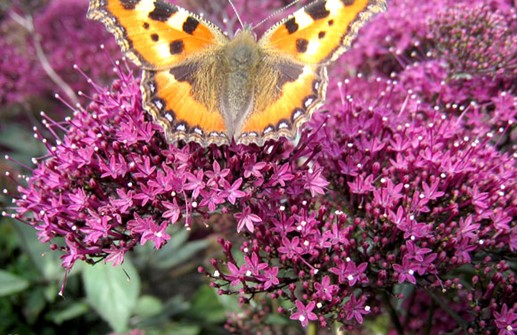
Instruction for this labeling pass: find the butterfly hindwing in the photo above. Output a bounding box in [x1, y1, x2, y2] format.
[238, 62, 327, 145]
[87, 0, 228, 70]
[260, 0, 387, 65]
[142, 67, 229, 146]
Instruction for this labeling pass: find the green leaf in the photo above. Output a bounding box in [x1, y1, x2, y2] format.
[25, 287, 48, 323]
[48, 301, 90, 324]
[186, 285, 226, 323]
[0, 270, 29, 296]
[153, 240, 209, 270]
[215, 293, 240, 313]
[0, 124, 45, 161]
[167, 324, 201, 335]
[83, 259, 140, 333]
[15, 223, 62, 280]
[134, 295, 163, 318]
[149, 323, 201, 335]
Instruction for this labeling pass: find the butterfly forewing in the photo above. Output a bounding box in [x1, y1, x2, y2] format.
[260, 0, 387, 65]
[87, 0, 228, 70]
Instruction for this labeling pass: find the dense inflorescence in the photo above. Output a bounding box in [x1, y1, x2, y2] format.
[0, 33, 44, 107]
[13, 64, 328, 271]
[5, 0, 517, 334]
[34, 0, 121, 94]
[215, 74, 517, 334]
[430, 3, 517, 77]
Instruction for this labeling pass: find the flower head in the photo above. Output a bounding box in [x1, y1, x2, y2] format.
[12, 63, 328, 273]
[34, 0, 121, 94]
[6, 0, 517, 333]
[430, 3, 517, 77]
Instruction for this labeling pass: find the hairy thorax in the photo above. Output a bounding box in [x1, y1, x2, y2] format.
[191, 30, 283, 139]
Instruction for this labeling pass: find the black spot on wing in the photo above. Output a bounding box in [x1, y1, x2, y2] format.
[119, 0, 140, 10]
[318, 31, 326, 39]
[148, 0, 178, 22]
[143, 22, 150, 29]
[296, 39, 309, 53]
[305, 1, 330, 20]
[285, 18, 299, 34]
[169, 63, 198, 84]
[183, 17, 199, 35]
[276, 62, 304, 88]
[169, 40, 184, 55]
[151, 33, 159, 41]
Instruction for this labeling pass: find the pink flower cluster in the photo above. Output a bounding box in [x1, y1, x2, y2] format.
[6, 0, 517, 333]
[0, 0, 120, 109]
[13, 65, 327, 271]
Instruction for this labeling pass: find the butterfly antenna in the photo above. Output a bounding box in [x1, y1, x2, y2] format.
[227, 0, 244, 30]
[253, 0, 302, 30]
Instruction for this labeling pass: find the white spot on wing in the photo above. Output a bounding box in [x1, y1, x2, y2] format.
[154, 100, 163, 109]
[168, 9, 190, 31]
[304, 98, 314, 107]
[306, 40, 321, 56]
[165, 113, 173, 122]
[279, 122, 289, 129]
[293, 10, 315, 29]
[176, 124, 186, 131]
[326, 0, 344, 13]
[135, 1, 155, 14]
[157, 43, 172, 59]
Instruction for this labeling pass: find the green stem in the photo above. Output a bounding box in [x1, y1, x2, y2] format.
[423, 288, 468, 331]
[307, 321, 317, 335]
[424, 298, 435, 335]
[383, 291, 404, 335]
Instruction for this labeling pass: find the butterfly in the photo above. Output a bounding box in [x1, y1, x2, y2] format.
[88, 0, 387, 146]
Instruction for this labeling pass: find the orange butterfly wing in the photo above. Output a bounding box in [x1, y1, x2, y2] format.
[88, 0, 230, 145]
[237, 0, 387, 144]
[260, 0, 387, 65]
[87, 0, 227, 69]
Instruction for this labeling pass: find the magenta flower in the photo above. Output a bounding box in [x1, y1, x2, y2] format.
[494, 304, 517, 335]
[234, 207, 262, 233]
[260, 266, 279, 290]
[304, 167, 330, 197]
[344, 295, 371, 324]
[314, 275, 338, 302]
[392, 256, 417, 285]
[289, 300, 317, 327]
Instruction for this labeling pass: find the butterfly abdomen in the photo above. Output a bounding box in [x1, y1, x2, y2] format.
[219, 31, 262, 138]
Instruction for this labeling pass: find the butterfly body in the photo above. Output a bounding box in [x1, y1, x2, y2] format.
[88, 0, 387, 146]
[214, 30, 262, 139]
